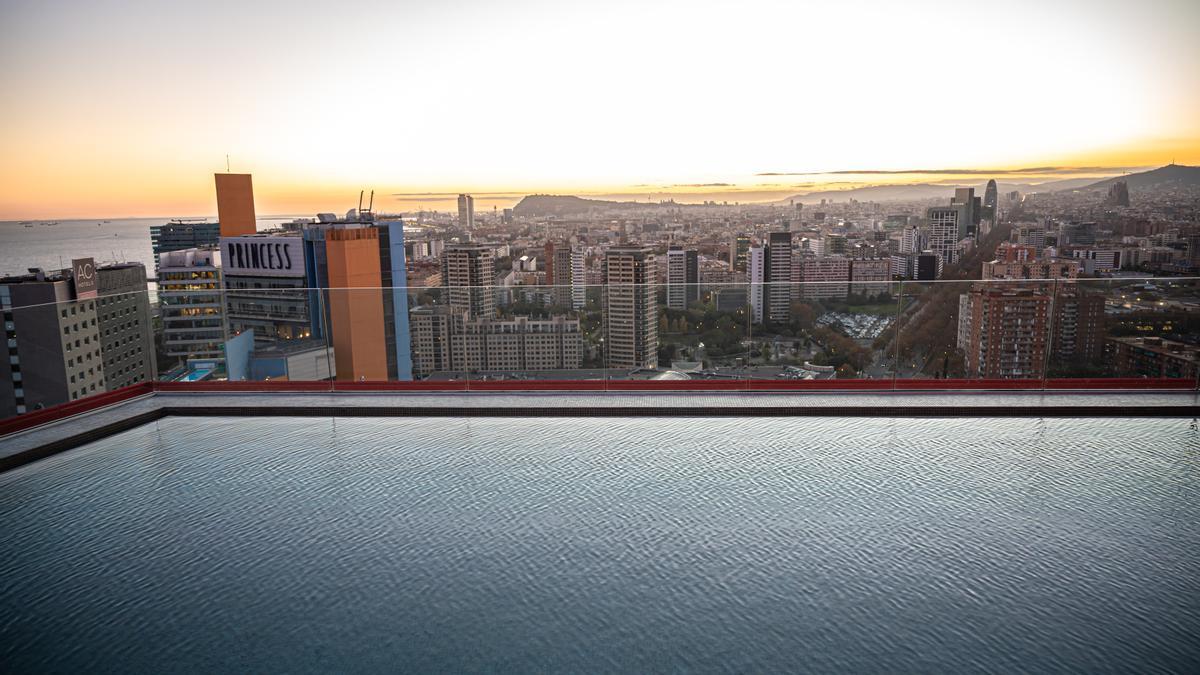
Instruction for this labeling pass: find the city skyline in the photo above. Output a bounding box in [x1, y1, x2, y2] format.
[2, 0, 1199, 219]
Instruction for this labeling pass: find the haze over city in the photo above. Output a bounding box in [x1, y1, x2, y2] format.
[2, 0, 1199, 219]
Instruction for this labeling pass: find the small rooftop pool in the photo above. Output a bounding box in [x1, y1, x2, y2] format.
[2, 416, 1198, 672]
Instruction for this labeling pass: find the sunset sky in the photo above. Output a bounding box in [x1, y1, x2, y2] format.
[1, 0, 1198, 219]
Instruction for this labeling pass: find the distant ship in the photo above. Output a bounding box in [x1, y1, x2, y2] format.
[43, 221, 59, 226]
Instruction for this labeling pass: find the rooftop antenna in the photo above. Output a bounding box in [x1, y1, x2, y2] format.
[358, 190, 364, 214]
[368, 190, 374, 213]
[225, 154, 230, 173]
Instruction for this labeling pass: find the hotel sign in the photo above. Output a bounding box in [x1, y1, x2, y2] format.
[221, 236, 306, 278]
[72, 257, 98, 300]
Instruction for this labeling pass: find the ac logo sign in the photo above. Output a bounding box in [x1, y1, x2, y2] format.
[73, 257, 98, 300]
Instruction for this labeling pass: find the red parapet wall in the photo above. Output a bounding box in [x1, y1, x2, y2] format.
[1, 378, 1194, 438]
[0, 382, 155, 437]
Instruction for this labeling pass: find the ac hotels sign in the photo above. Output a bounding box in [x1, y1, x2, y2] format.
[72, 257, 97, 300]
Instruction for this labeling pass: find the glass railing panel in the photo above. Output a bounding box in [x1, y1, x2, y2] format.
[658, 282, 749, 385]
[744, 279, 899, 385]
[477, 278, 595, 384]
[1044, 277, 1200, 385]
[407, 285, 464, 384]
[321, 286, 393, 386]
[892, 279, 981, 382]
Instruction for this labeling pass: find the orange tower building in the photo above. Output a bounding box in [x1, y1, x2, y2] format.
[325, 227, 388, 381]
[214, 173, 257, 237]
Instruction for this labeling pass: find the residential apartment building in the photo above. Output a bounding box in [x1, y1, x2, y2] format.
[545, 241, 574, 309]
[797, 256, 850, 300]
[666, 246, 699, 311]
[1109, 336, 1199, 380]
[409, 308, 583, 377]
[764, 231, 792, 324]
[958, 286, 1051, 379]
[443, 244, 496, 319]
[604, 245, 658, 370]
[849, 258, 891, 297]
[748, 245, 765, 324]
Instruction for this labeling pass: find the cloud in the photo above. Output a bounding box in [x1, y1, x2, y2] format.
[756, 166, 1142, 177]
[629, 183, 736, 189]
[390, 192, 528, 200]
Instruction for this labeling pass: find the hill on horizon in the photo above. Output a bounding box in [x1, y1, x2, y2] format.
[781, 178, 1099, 204]
[1075, 163, 1200, 191]
[513, 194, 704, 217]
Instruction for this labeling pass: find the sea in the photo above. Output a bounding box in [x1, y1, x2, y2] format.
[0, 217, 310, 281]
[2, 415, 1197, 672]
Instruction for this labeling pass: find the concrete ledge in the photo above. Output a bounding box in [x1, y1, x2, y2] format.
[3, 390, 1198, 474]
[165, 404, 1200, 419]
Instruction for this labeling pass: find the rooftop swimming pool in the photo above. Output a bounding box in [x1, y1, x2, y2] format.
[2, 416, 1198, 672]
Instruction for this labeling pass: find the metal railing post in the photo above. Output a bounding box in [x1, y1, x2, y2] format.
[892, 279, 903, 391]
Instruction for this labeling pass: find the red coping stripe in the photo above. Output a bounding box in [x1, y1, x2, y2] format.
[0, 382, 154, 437]
[2, 378, 1193, 438]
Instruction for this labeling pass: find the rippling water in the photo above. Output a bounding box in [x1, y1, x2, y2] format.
[2, 417, 1199, 673]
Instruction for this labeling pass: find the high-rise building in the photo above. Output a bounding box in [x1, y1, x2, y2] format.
[443, 244, 496, 319]
[96, 263, 156, 389]
[157, 248, 225, 367]
[545, 241, 574, 309]
[1, 270, 106, 416]
[926, 206, 961, 276]
[666, 246, 698, 311]
[748, 245, 765, 324]
[958, 286, 1051, 379]
[604, 245, 658, 370]
[1052, 290, 1105, 364]
[220, 234, 312, 347]
[303, 214, 413, 381]
[457, 194, 475, 232]
[729, 236, 751, 274]
[214, 173, 258, 237]
[952, 187, 981, 237]
[764, 231, 792, 324]
[570, 248, 586, 310]
[151, 220, 222, 272]
[325, 227, 387, 381]
[982, 179, 999, 220]
[375, 218, 414, 381]
[899, 225, 927, 254]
